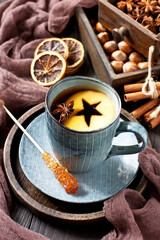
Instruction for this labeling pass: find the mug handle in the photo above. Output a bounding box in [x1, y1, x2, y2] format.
[108, 121, 148, 157]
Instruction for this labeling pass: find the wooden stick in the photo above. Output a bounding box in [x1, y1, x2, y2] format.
[2, 103, 44, 153]
[130, 98, 160, 119]
[124, 82, 160, 93]
[124, 90, 160, 102]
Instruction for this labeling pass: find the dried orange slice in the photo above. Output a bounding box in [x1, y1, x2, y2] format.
[30, 51, 66, 87]
[34, 38, 69, 60]
[62, 38, 84, 74]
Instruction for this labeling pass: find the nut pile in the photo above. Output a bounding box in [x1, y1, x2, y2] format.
[95, 21, 154, 74]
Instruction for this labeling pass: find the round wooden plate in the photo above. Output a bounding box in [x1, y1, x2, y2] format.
[3, 103, 151, 223]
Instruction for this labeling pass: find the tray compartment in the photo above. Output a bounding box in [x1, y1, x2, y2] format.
[75, 6, 160, 90]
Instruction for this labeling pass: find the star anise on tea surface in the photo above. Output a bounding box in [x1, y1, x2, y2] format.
[52, 100, 74, 122]
[76, 99, 102, 127]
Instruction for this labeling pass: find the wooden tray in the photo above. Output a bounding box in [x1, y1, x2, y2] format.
[75, 6, 160, 90]
[3, 103, 151, 224]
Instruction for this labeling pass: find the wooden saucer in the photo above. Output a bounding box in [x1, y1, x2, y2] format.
[3, 102, 151, 223]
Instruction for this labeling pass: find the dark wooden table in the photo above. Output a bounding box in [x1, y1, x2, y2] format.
[1, 0, 160, 239]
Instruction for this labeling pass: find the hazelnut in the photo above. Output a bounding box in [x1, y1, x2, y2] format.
[95, 22, 106, 33]
[118, 41, 132, 54]
[103, 41, 118, 55]
[129, 52, 144, 64]
[97, 32, 110, 44]
[138, 62, 149, 69]
[123, 61, 139, 72]
[111, 61, 124, 73]
[111, 50, 127, 62]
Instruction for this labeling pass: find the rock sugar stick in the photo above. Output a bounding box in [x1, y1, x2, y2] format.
[0, 100, 78, 194]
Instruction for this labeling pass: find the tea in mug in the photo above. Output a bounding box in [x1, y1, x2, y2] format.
[51, 87, 115, 131]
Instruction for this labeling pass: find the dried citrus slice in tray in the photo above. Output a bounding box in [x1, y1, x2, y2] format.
[62, 37, 84, 74]
[34, 38, 69, 60]
[30, 51, 66, 87]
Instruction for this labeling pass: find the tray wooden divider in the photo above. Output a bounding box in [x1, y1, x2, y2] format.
[3, 102, 151, 224]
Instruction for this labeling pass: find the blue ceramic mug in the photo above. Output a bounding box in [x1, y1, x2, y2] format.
[45, 76, 148, 173]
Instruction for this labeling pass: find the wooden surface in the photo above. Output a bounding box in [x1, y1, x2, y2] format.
[1, 1, 160, 239]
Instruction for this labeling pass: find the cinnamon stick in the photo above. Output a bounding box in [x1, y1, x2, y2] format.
[130, 98, 160, 119]
[143, 106, 158, 122]
[124, 82, 160, 93]
[147, 114, 160, 129]
[124, 90, 160, 102]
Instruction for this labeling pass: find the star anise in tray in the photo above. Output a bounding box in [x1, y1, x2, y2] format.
[137, 0, 158, 14]
[142, 15, 157, 32]
[52, 100, 74, 122]
[116, 0, 160, 34]
[155, 14, 160, 25]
